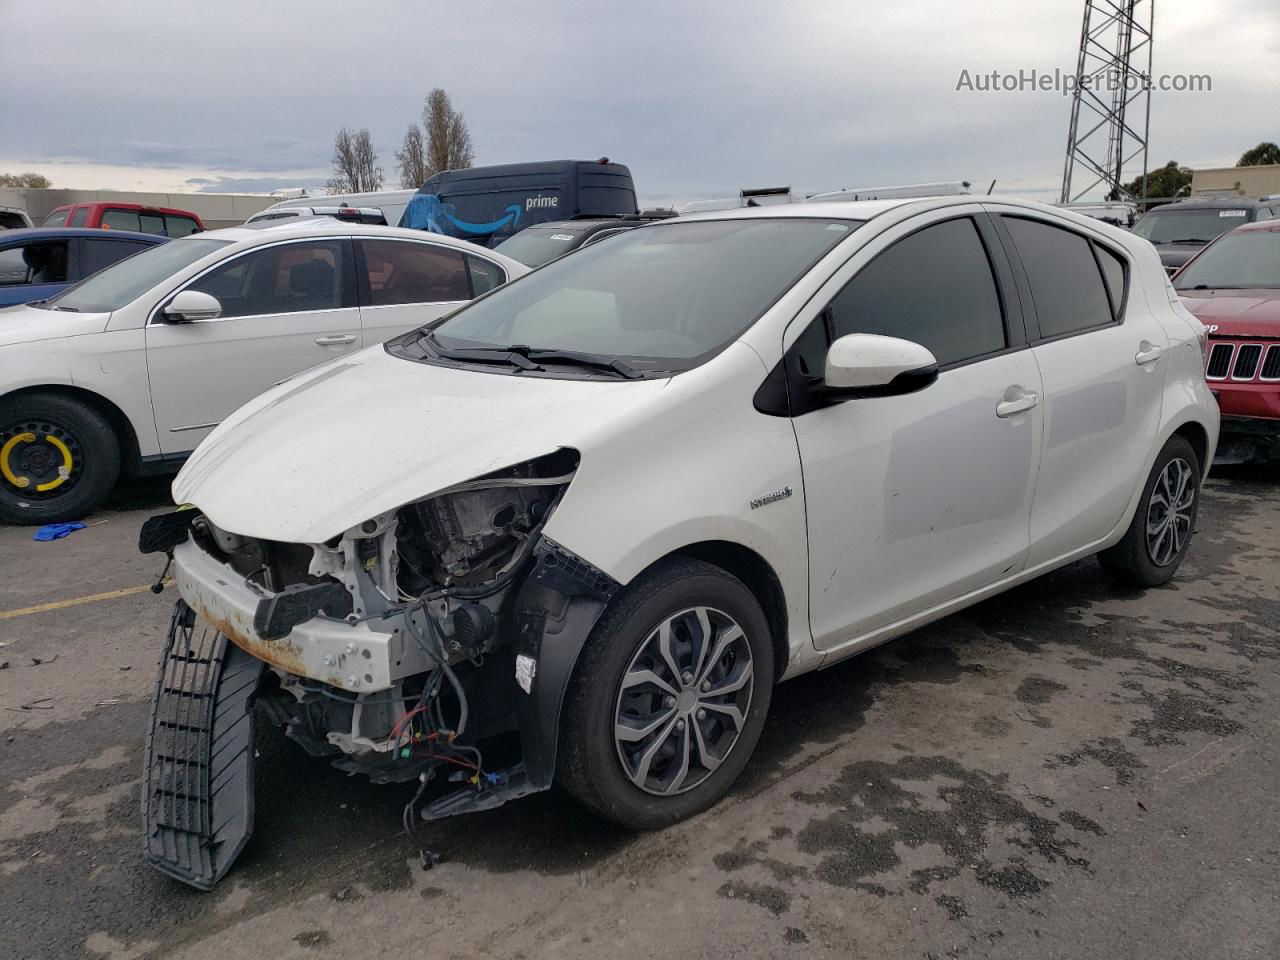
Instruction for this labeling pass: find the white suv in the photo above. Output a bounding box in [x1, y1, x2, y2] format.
[142, 197, 1217, 889]
[0, 219, 525, 522]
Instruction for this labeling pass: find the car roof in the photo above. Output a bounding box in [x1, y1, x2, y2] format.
[51, 201, 200, 217]
[0, 226, 168, 243]
[1234, 220, 1280, 233]
[1150, 197, 1269, 210]
[263, 189, 417, 212]
[188, 219, 528, 270]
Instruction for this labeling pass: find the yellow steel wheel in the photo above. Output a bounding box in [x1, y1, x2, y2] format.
[0, 421, 82, 499]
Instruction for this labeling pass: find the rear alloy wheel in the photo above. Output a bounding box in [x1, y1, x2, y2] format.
[1099, 434, 1201, 587]
[0, 394, 121, 525]
[1145, 456, 1196, 567]
[558, 558, 774, 829]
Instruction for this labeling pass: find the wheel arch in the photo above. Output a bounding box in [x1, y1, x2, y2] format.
[1172, 419, 1211, 478]
[1, 384, 143, 476]
[652, 540, 792, 681]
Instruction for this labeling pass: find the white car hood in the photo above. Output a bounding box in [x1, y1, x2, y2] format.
[174, 346, 671, 542]
[0, 303, 110, 347]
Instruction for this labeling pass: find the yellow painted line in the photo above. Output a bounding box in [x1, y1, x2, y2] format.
[0, 582, 168, 621]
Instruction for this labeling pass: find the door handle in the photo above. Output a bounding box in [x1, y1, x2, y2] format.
[314, 334, 356, 346]
[1135, 341, 1163, 365]
[995, 386, 1039, 418]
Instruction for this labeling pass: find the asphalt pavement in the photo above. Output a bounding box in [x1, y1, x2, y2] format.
[1, 468, 1277, 960]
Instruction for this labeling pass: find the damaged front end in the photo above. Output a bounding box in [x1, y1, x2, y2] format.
[141, 449, 618, 889]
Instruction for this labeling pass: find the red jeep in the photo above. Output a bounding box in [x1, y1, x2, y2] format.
[41, 202, 203, 237]
[1175, 220, 1280, 463]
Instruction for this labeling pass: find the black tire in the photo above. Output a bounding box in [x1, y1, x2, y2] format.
[0, 393, 121, 525]
[557, 557, 775, 829]
[1099, 434, 1201, 587]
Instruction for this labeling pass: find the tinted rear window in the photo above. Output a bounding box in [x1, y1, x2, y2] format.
[165, 215, 200, 237]
[493, 227, 589, 267]
[1004, 217, 1114, 339]
[102, 208, 142, 232]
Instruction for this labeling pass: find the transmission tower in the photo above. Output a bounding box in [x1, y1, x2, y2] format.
[1060, 0, 1154, 203]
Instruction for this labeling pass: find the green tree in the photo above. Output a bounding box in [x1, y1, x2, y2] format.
[1238, 141, 1280, 166]
[0, 172, 51, 188]
[1112, 161, 1192, 201]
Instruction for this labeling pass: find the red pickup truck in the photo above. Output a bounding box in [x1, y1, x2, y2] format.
[1175, 220, 1280, 463]
[41, 202, 203, 237]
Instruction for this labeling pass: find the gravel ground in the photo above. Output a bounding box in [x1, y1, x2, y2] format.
[1, 468, 1277, 960]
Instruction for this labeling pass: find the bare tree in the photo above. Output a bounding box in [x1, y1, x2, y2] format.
[328, 127, 384, 194]
[0, 172, 51, 188]
[422, 88, 474, 177]
[395, 124, 430, 189]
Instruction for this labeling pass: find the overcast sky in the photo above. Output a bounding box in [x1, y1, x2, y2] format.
[1, 0, 1275, 205]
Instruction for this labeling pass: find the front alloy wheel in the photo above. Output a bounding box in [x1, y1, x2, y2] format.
[614, 606, 755, 796]
[558, 558, 774, 829]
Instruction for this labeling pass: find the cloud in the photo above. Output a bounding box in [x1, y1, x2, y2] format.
[2, 0, 1276, 201]
[188, 176, 329, 194]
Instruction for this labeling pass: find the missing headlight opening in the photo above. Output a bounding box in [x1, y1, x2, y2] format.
[143, 447, 622, 890]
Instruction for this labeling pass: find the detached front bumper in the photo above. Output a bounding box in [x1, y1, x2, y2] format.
[171, 539, 428, 694]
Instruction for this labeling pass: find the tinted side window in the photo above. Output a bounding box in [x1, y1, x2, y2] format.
[102, 209, 142, 232]
[827, 217, 1006, 366]
[81, 239, 150, 276]
[165, 215, 200, 237]
[1095, 244, 1127, 320]
[138, 212, 167, 236]
[0, 241, 70, 285]
[1004, 217, 1113, 338]
[466, 255, 505, 295]
[186, 240, 345, 318]
[69, 207, 89, 227]
[361, 239, 470, 306]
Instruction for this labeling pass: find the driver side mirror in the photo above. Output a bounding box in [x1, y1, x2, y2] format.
[162, 290, 222, 323]
[823, 333, 939, 399]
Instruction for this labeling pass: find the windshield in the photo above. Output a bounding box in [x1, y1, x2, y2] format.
[1174, 230, 1280, 290]
[420, 218, 858, 372]
[39, 238, 230, 312]
[494, 227, 591, 267]
[1132, 208, 1249, 245]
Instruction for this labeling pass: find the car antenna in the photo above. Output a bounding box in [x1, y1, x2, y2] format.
[987, 180, 997, 195]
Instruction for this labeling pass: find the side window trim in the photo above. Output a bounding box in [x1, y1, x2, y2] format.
[826, 213, 1021, 371]
[990, 212, 1123, 345]
[465, 253, 507, 295]
[148, 237, 355, 323]
[1089, 238, 1129, 323]
[760, 211, 1027, 417]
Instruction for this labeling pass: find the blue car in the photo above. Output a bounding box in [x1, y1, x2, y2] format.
[0, 227, 168, 307]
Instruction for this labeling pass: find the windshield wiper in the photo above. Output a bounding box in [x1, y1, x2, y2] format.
[418, 331, 643, 379]
[511, 346, 643, 379]
[418, 330, 542, 371]
[1167, 238, 1210, 244]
